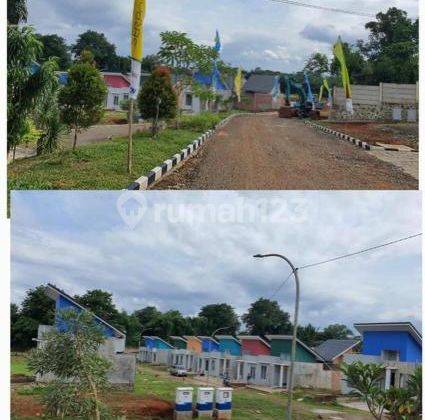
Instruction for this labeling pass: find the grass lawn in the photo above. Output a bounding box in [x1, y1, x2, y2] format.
[11, 354, 32, 376]
[11, 357, 368, 419]
[8, 128, 203, 190]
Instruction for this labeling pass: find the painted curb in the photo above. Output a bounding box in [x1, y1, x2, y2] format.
[127, 113, 247, 190]
[304, 120, 375, 151]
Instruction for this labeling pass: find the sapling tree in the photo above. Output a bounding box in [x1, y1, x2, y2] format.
[28, 309, 112, 419]
[138, 67, 177, 136]
[58, 50, 107, 150]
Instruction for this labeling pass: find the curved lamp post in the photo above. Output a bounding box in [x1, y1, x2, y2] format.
[253, 254, 300, 420]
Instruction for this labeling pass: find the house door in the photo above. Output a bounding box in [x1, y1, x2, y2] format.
[274, 366, 281, 387]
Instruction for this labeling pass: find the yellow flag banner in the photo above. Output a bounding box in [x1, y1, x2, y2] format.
[131, 0, 147, 61]
[323, 78, 330, 94]
[319, 85, 324, 102]
[234, 67, 243, 103]
[333, 38, 352, 99]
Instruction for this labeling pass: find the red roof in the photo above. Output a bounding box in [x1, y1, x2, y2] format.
[103, 74, 130, 89]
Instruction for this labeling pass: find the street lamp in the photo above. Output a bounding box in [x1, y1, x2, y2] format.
[253, 254, 300, 420]
[205, 326, 233, 385]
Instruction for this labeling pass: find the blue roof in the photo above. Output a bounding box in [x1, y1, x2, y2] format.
[194, 71, 228, 91]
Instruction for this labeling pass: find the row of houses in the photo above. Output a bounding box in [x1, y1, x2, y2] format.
[139, 323, 422, 393]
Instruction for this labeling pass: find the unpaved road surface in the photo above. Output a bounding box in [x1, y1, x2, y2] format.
[154, 114, 418, 190]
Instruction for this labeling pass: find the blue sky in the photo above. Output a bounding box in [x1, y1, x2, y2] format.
[11, 191, 422, 332]
[28, 0, 418, 72]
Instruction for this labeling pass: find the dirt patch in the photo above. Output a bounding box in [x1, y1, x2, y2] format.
[11, 392, 44, 417]
[107, 393, 174, 418]
[153, 114, 418, 190]
[325, 122, 418, 150]
[11, 374, 35, 383]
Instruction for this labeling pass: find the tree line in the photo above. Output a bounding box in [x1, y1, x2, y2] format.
[11, 285, 354, 350]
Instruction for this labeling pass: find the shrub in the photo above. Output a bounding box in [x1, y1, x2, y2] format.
[178, 112, 224, 132]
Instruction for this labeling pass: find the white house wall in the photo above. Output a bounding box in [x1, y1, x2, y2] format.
[106, 87, 130, 111]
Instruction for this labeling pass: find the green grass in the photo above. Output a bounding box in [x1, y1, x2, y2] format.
[134, 364, 357, 420]
[8, 112, 236, 191]
[8, 128, 203, 190]
[11, 354, 32, 376]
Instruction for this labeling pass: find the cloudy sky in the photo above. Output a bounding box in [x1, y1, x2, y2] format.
[27, 0, 418, 72]
[11, 191, 422, 332]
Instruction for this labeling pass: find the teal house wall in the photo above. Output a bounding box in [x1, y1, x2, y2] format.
[267, 336, 318, 362]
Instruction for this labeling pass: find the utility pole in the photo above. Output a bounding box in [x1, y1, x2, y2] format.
[253, 254, 300, 420]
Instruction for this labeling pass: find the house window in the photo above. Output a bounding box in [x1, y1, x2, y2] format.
[260, 365, 267, 380]
[382, 350, 399, 361]
[123, 94, 129, 101]
[185, 93, 193, 107]
[211, 360, 216, 371]
[113, 95, 119, 106]
[249, 365, 256, 380]
[239, 362, 244, 378]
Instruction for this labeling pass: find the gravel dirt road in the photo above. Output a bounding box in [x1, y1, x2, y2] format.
[153, 114, 418, 190]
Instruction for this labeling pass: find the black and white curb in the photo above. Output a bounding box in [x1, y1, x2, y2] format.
[127, 113, 243, 190]
[305, 121, 376, 151]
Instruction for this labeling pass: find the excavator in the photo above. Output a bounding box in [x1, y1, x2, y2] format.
[278, 73, 322, 119]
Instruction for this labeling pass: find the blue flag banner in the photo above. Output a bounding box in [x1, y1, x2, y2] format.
[214, 30, 221, 53]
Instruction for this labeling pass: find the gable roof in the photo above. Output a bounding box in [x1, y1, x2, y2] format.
[198, 336, 219, 345]
[102, 72, 130, 88]
[151, 336, 174, 349]
[183, 335, 202, 343]
[265, 335, 325, 361]
[314, 339, 361, 362]
[243, 74, 277, 94]
[45, 284, 125, 339]
[354, 322, 422, 346]
[215, 335, 241, 344]
[237, 335, 271, 348]
[170, 336, 188, 343]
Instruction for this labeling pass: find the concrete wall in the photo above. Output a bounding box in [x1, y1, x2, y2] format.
[332, 83, 418, 121]
[292, 362, 332, 390]
[105, 87, 130, 110]
[340, 353, 419, 395]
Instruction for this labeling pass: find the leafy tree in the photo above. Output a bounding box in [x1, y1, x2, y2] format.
[28, 310, 112, 419]
[134, 306, 162, 329]
[297, 323, 319, 347]
[341, 361, 386, 419]
[198, 304, 240, 335]
[242, 298, 292, 336]
[71, 30, 117, 70]
[8, 0, 27, 24]
[21, 286, 55, 324]
[36, 34, 72, 70]
[58, 50, 107, 150]
[11, 286, 55, 350]
[74, 289, 119, 323]
[321, 324, 352, 341]
[114, 311, 141, 347]
[141, 54, 161, 73]
[406, 366, 422, 416]
[7, 26, 60, 156]
[304, 53, 329, 76]
[138, 66, 177, 136]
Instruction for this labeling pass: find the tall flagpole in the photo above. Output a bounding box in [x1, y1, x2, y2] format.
[128, 0, 147, 174]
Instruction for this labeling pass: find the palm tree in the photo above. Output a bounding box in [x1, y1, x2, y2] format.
[8, 0, 28, 25]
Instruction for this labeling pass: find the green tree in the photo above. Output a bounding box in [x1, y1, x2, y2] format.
[304, 52, 329, 76]
[242, 298, 292, 336]
[141, 54, 161, 73]
[7, 26, 60, 155]
[134, 306, 162, 328]
[28, 310, 112, 419]
[138, 66, 177, 136]
[297, 323, 319, 347]
[10, 286, 55, 350]
[198, 304, 240, 335]
[74, 289, 119, 323]
[321, 324, 353, 341]
[58, 50, 107, 150]
[8, 0, 27, 24]
[36, 33, 72, 70]
[341, 361, 386, 419]
[71, 30, 117, 70]
[114, 311, 141, 347]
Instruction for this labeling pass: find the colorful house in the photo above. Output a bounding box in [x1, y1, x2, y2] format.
[199, 336, 220, 353]
[184, 336, 203, 354]
[314, 339, 361, 366]
[169, 336, 188, 350]
[216, 335, 241, 356]
[44, 283, 126, 353]
[238, 336, 271, 356]
[354, 322, 422, 363]
[142, 336, 174, 351]
[265, 335, 324, 363]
